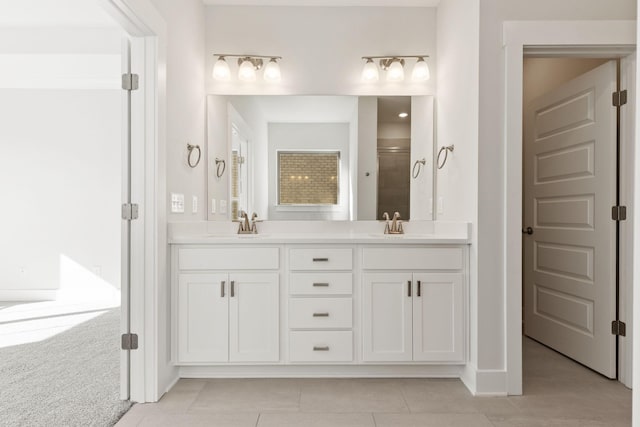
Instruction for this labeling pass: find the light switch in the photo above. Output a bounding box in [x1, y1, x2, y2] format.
[171, 193, 185, 213]
[211, 199, 216, 214]
[192, 196, 198, 213]
[220, 199, 227, 214]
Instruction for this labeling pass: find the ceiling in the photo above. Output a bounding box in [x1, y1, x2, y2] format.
[377, 96, 411, 124]
[204, 0, 439, 6]
[0, 0, 117, 27]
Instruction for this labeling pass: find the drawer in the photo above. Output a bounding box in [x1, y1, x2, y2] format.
[289, 248, 353, 271]
[361, 247, 463, 271]
[289, 298, 352, 329]
[178, 247, 279, 270]
[289, 331, 353, 362]
[289, 273, 353, 295]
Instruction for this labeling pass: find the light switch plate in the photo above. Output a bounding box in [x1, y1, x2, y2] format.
[171, 193, 185, 213]
[220, 199, 227, 214]
[192, 196, 198, 213]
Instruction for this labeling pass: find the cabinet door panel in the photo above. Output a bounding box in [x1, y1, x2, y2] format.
[178, 273, 228, 363]
[362, 273, 413, 362]
[229, 273, 280, 362]
[413, 273, 464, 362]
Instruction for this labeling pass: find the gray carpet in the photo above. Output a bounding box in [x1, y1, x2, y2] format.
[0, 308, 132, 427]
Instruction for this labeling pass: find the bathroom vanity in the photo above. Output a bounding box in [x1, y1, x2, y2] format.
[169, 221, 470, 378]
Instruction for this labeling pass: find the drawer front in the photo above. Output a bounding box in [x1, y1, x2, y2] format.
[361, 247, 463, 271]
[289, 298, 352, 329]
[178, 247, 279, 270]
[289, 273, 353, 295]
[289, 331, 353, 362]
[289, 248, 353, 271]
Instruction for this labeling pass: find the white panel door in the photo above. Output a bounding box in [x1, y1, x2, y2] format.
[412, 273, 464, 362]
[524, 61, 617, 377]
[178, 273, 228, 363]
[229, 273, 280, 362]
[362, 273, 413, 362]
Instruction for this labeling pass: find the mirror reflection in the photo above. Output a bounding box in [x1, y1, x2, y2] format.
[207, 95, 434, 221]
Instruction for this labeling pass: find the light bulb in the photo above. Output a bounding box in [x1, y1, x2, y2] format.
[386, 59, 405, 82]
[411, 57, 430, 81]
[263, 58, 281, 82]
[361, 58, 379, 82]
[238, 59, 257, 82]
[212, 57, 230, 81]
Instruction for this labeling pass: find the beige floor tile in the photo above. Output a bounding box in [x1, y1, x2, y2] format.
[171, 378, 210, 393]
[114, 405, 146, 427]
[398, 378, 480, 414]
[257, 412, 375, 427]
[190, 378, 301, 413]
[374, 412, 494, 427]
[298, 378, 409, 413]
[137, 412, 259, 427]
[487, 414, 613, 427]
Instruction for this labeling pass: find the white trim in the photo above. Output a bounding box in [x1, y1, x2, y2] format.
[503, 20, 636, 396]
[460, 364, 507, 396]
[0, 290, 58, 301]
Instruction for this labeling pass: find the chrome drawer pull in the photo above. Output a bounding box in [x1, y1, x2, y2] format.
[230, 281, 235, 297]
[313, 312, 329, 317]
[220, 281, 225, 298]
[313, 346, 330, 351]
[313, 258, 329, 262]
[313, 283, 330, 287]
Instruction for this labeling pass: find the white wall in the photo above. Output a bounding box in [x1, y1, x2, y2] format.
[475, 0, 636, 392]
[268, 123, 351, 220]
[151, 0, 207, 222]
[205, 6, 436, 96]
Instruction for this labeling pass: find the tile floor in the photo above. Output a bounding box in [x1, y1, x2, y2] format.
[116, 338, 632, 426]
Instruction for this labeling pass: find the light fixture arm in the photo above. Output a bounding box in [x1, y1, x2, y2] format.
[214, 53, 282, 60]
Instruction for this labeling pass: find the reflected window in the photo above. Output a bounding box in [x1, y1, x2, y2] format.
[278, 151, 340, 205]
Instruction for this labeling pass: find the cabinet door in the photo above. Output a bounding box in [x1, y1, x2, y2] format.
[178, 273, 228, 363]
[229, 273, 280, 362]
[362, 273, 413, 362]
[412, 273, 464, 362]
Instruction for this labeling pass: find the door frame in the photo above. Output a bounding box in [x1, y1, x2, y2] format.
[96, 0, 170, 403]
[503, 20, 636, 395]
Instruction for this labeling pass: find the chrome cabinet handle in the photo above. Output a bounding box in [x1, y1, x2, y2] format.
[408, 280, 412, 297]
[417, 280, 421, 297]
[313, 283, 329, 287]
[313, 346, 330, 351]
[230, 281, 235, 297]
[313, 312, 329, 317]
[313, 258, 329, 262]
[220, 281, 225, 298]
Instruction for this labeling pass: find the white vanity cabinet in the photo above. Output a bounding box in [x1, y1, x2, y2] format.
[174, 247, 280, 364]
[361, 247, 465, 363]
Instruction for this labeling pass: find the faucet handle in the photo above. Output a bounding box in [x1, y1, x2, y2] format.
[382, 212, 390, 221]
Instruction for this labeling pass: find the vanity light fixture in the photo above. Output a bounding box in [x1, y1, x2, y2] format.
[361, 55, 430, 83]
[212, 54, 282, 82]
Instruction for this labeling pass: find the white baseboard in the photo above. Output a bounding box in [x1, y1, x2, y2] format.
[461, 364, 507, 396]
[0, 289, 57, 302]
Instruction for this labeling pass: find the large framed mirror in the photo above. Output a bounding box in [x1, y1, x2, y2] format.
[207, 95, 435, 221]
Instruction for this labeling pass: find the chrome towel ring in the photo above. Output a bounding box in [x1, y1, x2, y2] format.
[215, 158, 226, 178]
[187, 144, 201, 168]
[437, 145, 454, 169]
[412, 158, 426, 178]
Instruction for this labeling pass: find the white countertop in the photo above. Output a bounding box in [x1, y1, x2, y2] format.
[168, 221, 471, 245]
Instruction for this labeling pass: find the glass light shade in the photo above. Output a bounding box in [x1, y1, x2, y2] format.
[361, 59, 379, 82]
[238, 59, 257, 82]
[263, 59, 281, 82]
[386, 60, 405, 82]
[212, 57, 231, 81]
[411, 57, 430, 81]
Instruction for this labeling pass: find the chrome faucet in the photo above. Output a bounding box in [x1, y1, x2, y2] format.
[383, 211, 404, 234]
[235, 211, 260, 234]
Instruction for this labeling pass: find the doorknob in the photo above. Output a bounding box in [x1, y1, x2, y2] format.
[522, 227, 533, 235]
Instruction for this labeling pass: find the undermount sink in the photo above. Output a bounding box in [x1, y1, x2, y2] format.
[368, 233, 405, 238]
[205, 233, 270, 238]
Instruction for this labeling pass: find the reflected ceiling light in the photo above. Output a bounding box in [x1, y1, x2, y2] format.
[212, 54, 282, 83]
[361, 55, 430, 83]
[398, 112, 409, 118]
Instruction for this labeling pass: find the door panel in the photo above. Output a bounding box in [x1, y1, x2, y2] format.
[229, 273, 279, 362]
[412, 274, 464, 362]
[524, 61, 617, 378]
[362, 273, 413, 362]
[178, 273, 228, 363]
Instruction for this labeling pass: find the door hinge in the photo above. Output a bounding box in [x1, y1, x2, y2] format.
[612, 320, 626, 337]
[122, 73, 139, 91]
[121, 333, 139, 350]
[611, 205, 627, 221]
[122, 203, 139, 220]
[613, 90, 628, 107]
